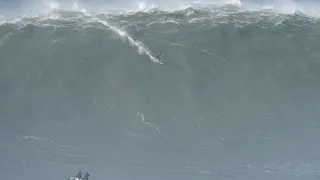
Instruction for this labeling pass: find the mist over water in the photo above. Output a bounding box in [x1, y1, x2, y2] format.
[1, 0, 320, 179]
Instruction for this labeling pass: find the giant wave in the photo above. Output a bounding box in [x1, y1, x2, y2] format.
[1, 1, 320, 180]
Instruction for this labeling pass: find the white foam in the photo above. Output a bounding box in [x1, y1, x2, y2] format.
[2, 0, 320, 18]
[0, 33, 12, 46]
[72, 2, 87, 13]
[92, 18, 163, 64]
[136, 112, 166, 138]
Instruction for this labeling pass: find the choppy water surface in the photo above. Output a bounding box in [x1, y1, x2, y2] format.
[1, 1, 320, 179]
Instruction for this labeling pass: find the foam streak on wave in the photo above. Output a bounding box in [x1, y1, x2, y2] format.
[91, 18, 163, 64]
[0, 33, 11, 46]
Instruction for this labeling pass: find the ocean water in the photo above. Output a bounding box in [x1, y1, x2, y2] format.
[1, 0, 320, 179]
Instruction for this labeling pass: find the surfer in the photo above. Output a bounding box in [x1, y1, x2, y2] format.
[152, 51, 182, 69]
[154, 52, 163, 61]
[177, 23, 181, 30]
[153, 52, 178, 67]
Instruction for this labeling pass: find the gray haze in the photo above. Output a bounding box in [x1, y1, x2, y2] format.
[1, 3, 320, 180]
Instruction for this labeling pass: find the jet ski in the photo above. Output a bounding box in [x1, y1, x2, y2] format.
[68, 177, 81, 180]
[68, 171, 89, 180]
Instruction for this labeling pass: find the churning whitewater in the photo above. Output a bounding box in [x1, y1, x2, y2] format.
[1, 1, 320, 180]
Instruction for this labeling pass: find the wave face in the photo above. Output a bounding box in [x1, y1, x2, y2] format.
[1, 3, 320, 180]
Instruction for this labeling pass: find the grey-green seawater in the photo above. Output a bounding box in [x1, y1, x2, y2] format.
[1, 5, 320, 180]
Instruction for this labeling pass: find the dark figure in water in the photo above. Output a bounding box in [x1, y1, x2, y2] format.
[75, 170, 82, 179]
[153, 52, 182, 68]
[83, 172, 90, 180]
[155, 52, 162, 61]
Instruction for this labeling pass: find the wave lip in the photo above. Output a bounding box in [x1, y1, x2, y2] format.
[0, 1, 319, 65]
[2, 0, 320, 18]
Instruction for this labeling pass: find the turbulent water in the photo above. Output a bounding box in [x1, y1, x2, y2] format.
[1, 2, 320, 180]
